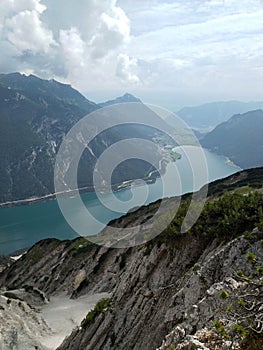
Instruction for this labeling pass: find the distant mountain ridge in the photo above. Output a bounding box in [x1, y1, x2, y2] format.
[0, 73, 165, 203]
[99, 93, 141, 108]
[0, 73, 100, 202]
[201, 109, 263, 169]
[177, 100, 263, 130]
[0, 72, 97, 113]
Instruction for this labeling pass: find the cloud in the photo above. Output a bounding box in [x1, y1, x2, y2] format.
[6, 9, 56, 54]
[116, 53, 140, 83]
[123, 1, 263, 104]
[89, 6, 130, 59]
[0, 0, 262, 106]
[59, 27, 85, 69]
[0, 0, 135, 87]
[14, 0, 46, 13]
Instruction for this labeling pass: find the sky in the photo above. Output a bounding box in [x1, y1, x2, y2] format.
[0, 0, 263, 110]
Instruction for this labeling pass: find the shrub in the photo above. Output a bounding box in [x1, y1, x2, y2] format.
[220, 290, 230, 299]
[246, 252, 256, 264]
[81, 298, 111, 327]
[213, 320, 229, 338]
[236, 270, 243, 277]
[232, 324, 247, 337]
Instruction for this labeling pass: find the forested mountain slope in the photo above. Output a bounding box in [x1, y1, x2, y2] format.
[201, 109, 263, 169]
[0, 73, 166, 203]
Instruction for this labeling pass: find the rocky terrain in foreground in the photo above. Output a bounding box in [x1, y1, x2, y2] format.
[0, 168, 263, 350]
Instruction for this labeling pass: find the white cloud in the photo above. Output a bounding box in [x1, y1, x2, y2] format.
[6, 9, 56, 54]
[0, 0, 262, 106]
[55, 2, 135, 89]
[59, 27, 85, 69]
[0, 0, 46, 19]
[89, 6, 130, 59]
[0, 0, 135, 89]
[116, 53, 140, 83]
[11, 0, 46, 13]
[124, 2, 263, 105]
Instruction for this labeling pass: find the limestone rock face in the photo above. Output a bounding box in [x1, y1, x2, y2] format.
[73, 269, 87, 291]
[56, 234, 260, 350]
[0, 293, 51, 350]
[0, 229, 261, 349]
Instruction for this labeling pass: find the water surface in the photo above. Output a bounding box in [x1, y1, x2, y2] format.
[0, 147, 240, 255]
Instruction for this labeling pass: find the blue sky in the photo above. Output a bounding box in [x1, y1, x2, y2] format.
[0, 0, 262, 109]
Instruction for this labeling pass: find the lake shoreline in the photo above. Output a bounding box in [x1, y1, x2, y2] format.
[0, 148, 235, 209]
[0, 172, 161, 209]
[0, 159, 168, 209]
[0, 143, 178, 209]
[0, 148, 241, 256]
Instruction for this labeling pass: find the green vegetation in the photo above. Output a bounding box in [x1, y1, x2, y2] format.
[247, 252, 257, 264]
[236, 270, 243, 277]
[81, 298, 111, 328]
[152, 134, 177, 149]
[207, 168, 263, 197]
[147, 187, 263, 349]
[232, 324, 248, 337]
[190, 345, 198, 350]
[226, 305, 233, 312]
[67, 238, 93, 256]
[219, 290, 230, 299]
[214, 247, 263, 349]
[155, 191, 263, 245]
[213, 320, 229, 338]
[193, 263, 201, 272]
[166, 149, 182, 162]
[24, 239, 61, 265]
[238, 298, 245, 307]
[0, 73, 170, 203]
[168, 345, 176, 350]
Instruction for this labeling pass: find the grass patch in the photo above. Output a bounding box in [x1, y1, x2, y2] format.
[81, 298, 111, 328]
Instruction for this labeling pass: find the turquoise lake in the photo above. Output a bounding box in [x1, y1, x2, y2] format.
[0, 147, 241, 255]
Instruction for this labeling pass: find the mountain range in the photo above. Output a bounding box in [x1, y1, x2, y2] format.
[1, 72, 263, 203]
[0, 73, 97, 202]
[0, 73, 168, 203]
[99, 92, 141, 108]
[201, 109, 263, 169]
[177, 100, 263, 130]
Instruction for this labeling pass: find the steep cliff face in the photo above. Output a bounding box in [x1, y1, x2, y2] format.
[1, 231, 261, 350]
[55, 235, 261, 350]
